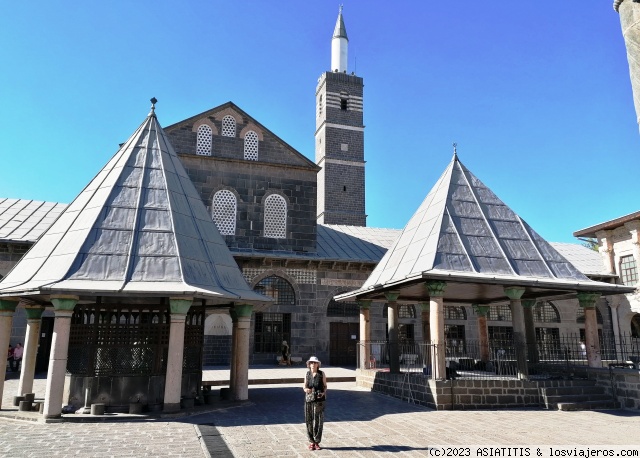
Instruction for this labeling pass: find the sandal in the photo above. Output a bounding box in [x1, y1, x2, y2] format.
[308, 443, 315, 450]
[314, 443, 321, 450]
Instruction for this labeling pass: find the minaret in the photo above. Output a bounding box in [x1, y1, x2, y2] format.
[316, 6, 367, 226]
[331, 5, 348, 72]
[614, 0, 640, 130]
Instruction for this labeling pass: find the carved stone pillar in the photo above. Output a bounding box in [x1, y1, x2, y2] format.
[163, 298, 192, 412]
[0, 298, 19, 409]
[18, 306, 45, 397]
[358, 300, 371, 369]
[43, 295, 78, 419]
[385, 292, 400, 374]
[504, 287, 528, 379]
[595, 230, 616, 276]
[426, 281, 447, 380]
[578, 292, 602, 368]
[472, 304, 490, 363]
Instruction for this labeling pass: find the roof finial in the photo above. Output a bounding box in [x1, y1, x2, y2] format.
[452, 142, 458, 159]
[339, 4, 343, 14]
[149, 97, 157, 116]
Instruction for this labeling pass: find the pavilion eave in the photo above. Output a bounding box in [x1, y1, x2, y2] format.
[335, 270, 636, 305]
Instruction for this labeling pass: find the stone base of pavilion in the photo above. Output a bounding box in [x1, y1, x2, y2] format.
[355, 367, 640, 410]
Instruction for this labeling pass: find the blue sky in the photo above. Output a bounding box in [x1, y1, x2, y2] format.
[0, 1, 637, 244]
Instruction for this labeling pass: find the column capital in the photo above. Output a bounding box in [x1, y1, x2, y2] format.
[425, 280, 447, 297]
[504, 287, 525, 300]
[169, 297, 193, 315]
[50, 295, 78, 311]
[357, 299, 371, 310]
[23, 306, 45, 320]
[233, 303, 253, 318]
[0, 298, 20, 313]
[577, 292, 600, 309]
[384, 291, 400, 302]
[521, 299, 537, 308]
[472, 304, 490, 316]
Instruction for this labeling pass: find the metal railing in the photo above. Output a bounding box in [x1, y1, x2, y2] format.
[358, 333, 640, 380]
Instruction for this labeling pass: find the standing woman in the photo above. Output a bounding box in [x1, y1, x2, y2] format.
[303, 356, 327, 450]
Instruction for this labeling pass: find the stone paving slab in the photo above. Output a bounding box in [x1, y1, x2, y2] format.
[2, 368, 640, 457]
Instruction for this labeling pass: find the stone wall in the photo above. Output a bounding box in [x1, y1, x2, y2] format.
[592, 367, 640, 410]
[203, 335, 232, 366]
[357, 369, 640, 410]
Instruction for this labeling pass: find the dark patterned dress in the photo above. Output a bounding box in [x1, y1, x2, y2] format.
[304, 369, 325, 444]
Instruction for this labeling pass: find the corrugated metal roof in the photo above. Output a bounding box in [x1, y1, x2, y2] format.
[0, 105, 269, 306]
[549, 242, 612, 277]
[0, 199, 67, 243]
[360, 154, 596, 291]
[316, 224, 399, 262]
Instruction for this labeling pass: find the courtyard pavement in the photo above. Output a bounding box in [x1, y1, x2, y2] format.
[1, 366, 640, 457]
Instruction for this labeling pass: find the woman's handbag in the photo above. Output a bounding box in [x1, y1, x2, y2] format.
[305, 391, 316, 403]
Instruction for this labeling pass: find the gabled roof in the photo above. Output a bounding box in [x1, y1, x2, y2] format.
[164, 101, 319, 171]
[0, 199, 67, 243]
[338, 154, 634, 303]
[0, 104, 270, 308]
[573, 210, 640, 238]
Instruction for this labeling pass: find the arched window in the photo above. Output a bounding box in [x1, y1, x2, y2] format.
[264, 194, 287, 238]
[445, 306, 467, 320]
[488, 304, 512, 321]
[576, 307, 604, 324]
[211, 190, 236, 236]
[383, 304, 416, 319]
[327, 298, 359, 317]
[221, 115, 236, 137]
[196, 124, 212, 155]
[533, 301, 561, 323]
[244, 130, 259, 161]
[253, 275, 295, 305]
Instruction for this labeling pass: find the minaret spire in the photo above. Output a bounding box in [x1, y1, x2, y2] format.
[331, 5, 349, 72]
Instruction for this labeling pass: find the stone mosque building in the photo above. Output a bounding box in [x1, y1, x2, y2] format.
[1, 7, 639, 382]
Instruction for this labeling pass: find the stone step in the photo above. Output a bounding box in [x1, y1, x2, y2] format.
[545, 393, 612, 406]
[557, 400, 619, 411]
[541, 386, 605, 396]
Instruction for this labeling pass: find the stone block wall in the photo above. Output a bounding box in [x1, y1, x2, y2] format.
[203, 335, 232, 366]
[592, 367, 640, 410]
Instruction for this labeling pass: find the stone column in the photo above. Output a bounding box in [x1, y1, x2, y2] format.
[419, 302, 430, 341]
[522, 299, 539, 364]
[472, 304, 490, 363]
[595, 230, 616, 276]
[578, 292, 602, 368]
[232, 304, 253, 401]
[0, 298, 19, 409]
[163, 297, 192, 412]
[504, 287, 528, 379]
[615, 0, 640, 129]
[426, 281, 447, 380]
[229, 308, 238, 397]
[43, 295, 77, 419]
[608, 296, 623, 359]
[358, 300, 371, 369]
[18, 306, 45, 397]
[385, 292, 400, 374]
